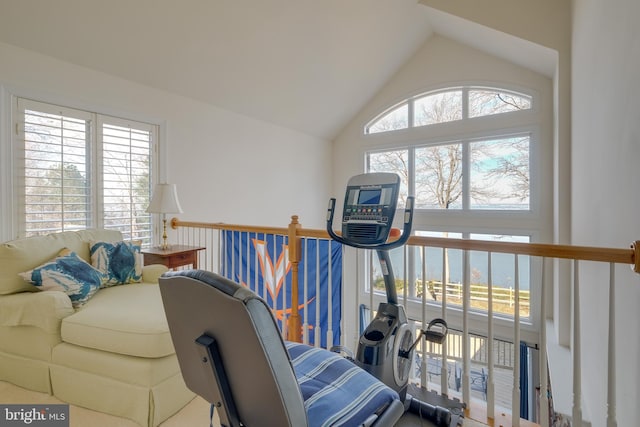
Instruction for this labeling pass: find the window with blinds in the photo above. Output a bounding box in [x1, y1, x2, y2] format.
[16, 98, 156, 243]
[100, 118, 153, 242]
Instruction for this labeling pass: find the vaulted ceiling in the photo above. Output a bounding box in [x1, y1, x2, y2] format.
[0, 0, 435, 139]
[0, 1, 555, 140]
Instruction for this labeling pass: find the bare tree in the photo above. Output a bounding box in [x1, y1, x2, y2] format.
[469, 89, 531, 117]
[415, 91, 462, 126]
[415, 92, 464, 209]
[367, 105, 408, 134]
[470, 136, 529, 207]
[416, 144, 462, 209]
[368, 150, 409, 205]
[487, 136, 529, 201]
[25, 163, 88, 235]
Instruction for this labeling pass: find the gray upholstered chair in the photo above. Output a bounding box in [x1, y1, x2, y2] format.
[159, 270, 404, 427]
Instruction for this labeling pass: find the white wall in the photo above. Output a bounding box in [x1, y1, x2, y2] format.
[0, 41, 331, 243]
[572, 0, 640, 425]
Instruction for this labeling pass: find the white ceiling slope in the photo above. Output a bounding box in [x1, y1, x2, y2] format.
[422, 7, 557, 79]
[0, 0, 434, 140]
[0, 1, 556, 140]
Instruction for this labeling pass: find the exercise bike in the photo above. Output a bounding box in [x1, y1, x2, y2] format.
[326, 172, 453, 427]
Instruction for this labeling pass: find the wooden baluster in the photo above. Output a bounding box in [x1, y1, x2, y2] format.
[421, 246, 428, 388]
[539, 258, 550, 427]
[326, 240, 334, 347]
[287, 216, 302, 343]
[607, 262, 617, 427]
[513, 254, 521, 427]
[403, 245, 408, 305]
[315, 243, 322, 346]
[462, 249, 470, 405]
[441, 247, 449, 395]
[231, 231, 236, 281]
[303, 238, 310, 345]
[487, 252, 495, 420]
[215, 229, 221, 274]
[572, 260, 582, 426]
[369, 249, 374, 325]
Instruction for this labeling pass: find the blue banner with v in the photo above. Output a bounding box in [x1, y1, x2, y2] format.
[221, 230, 342, 348]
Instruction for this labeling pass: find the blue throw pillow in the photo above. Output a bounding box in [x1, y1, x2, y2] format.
[90, 240, 143, 286]
[19, 248, 105, 307]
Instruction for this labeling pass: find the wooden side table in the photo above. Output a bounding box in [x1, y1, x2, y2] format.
[141, 245, 205, 270]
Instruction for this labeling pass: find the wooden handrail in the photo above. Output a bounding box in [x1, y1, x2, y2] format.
[171, 218, 289, 236]
[172, 217, 331, 239]
[407, 235, 638, 267]
[171, 217, 640, 272]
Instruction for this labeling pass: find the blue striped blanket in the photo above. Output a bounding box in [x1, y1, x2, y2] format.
[286, 342, 400, 427]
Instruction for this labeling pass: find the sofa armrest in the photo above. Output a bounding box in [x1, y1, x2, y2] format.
[0, 291, 74, 334]
[142, 264, 169, 284]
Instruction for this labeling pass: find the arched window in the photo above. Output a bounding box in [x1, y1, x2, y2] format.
[365, 86, 532, 134]
[363, 85, 543, 322]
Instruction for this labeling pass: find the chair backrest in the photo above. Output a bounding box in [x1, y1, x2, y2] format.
[159, 270, 307, 427]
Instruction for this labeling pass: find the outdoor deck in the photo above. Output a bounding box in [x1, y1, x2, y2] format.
[417, 359, 539, 426]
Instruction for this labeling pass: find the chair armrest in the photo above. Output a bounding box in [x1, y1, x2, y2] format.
[0, 290, 74, 334]
[142, 264, 169, 283]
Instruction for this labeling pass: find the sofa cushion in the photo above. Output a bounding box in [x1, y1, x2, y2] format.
[61, 283, 174, 358]
[90, 240, 143, 286]
[142, 264, 170, 284]
[52, 342, 181, 387]
[0, 229, 123, 295]
[19, 249, 105, 308]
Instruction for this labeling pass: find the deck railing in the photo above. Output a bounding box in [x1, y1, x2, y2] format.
[170, 216, 640, 427]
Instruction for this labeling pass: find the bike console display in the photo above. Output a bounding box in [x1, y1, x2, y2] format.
[342, 174, 399, 245]
[327, 173, 413, 250]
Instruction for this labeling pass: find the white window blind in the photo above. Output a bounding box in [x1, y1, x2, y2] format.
[18, 99, 92, 235]
[16, 98, 156, 242]
[99, 117, 153, 242]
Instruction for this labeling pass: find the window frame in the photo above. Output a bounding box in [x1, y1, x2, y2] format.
[365, 86, 533, 135]
[361, 84, 544, 341]
[97, 115, 156, 243]
[366, 128, 539, 218]
[17, 99, 94, 236]
[9, 96, 160, 244]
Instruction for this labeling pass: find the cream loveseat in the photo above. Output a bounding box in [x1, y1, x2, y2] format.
[0, 229, 194, 427]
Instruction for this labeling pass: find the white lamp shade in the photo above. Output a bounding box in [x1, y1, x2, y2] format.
[146, 183, 183, 214]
